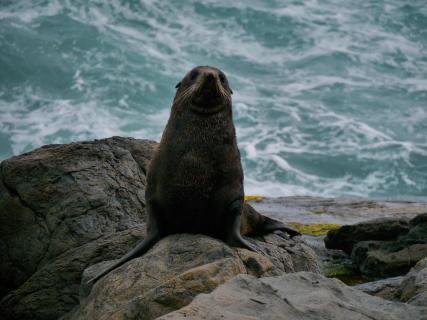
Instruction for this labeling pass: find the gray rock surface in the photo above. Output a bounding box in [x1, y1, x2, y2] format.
[354, 257, 427, 306]
[0, 137, 319, 320]
[354, 276, 404, 300]
[1, 136, 426, 320]
[66, 234, 318, 320]
[350, 214, 427, 277]
[254, 197, 427, 285]
[399, 257, 427, 306]
[324, 217, 410, 254]
[0, 137, 156, 319]
[352, 240, 427, 278]
[323, 213, 427, 278]
[158, 272, 427, 320]
[2, 225, 146, 320]
[252, 196, 427, 225]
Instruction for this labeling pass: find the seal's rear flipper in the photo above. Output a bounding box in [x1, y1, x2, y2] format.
[262, 216, 301, 237]
[242, 202, 301, 237]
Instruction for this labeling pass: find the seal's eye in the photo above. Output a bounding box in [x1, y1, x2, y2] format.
[219, 73, 226, 83]
[190, 70, 199, 80]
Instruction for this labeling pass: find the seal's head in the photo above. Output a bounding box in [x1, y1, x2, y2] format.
[173, 66, 233, 114]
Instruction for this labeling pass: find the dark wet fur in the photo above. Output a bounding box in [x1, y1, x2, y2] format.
[88, 66, 300, 285]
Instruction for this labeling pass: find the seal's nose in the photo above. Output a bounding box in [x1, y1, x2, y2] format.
[206, 73, 215, 82]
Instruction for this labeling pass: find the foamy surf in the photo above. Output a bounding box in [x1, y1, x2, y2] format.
[1, 0, 426, 198]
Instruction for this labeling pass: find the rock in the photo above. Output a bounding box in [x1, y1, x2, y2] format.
[304, 233, 362, 285]
[0, 225, 147, 320]
[323, 213, 427, 278]
[352, 241, 427, 278]
[355, 257, 427, 306]
[0, 137, 319, 320]
[250, 232, 319, 275]
[252, 197, 426, 226]
[66, 235, 246, 320]
[157, 272, 427, 320]
[0, 137, 156, 319]
[64, 233, 318, 320]
[398, 257, 427, 306]
[406, 213, 427, 245]
[350, 214, 427, 278]
[256, 198, 427, 284]
[324, 217, 410, 254]
[354, 276, 404, 300]
[2, 136, 425, 320]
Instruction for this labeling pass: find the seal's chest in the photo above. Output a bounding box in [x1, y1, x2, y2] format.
[170, 152, 217, 189]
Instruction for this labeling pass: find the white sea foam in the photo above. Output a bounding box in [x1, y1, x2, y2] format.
[1, 0, 426, 197]
[0, 0, 62, 23]
[0, 99, 119, 155]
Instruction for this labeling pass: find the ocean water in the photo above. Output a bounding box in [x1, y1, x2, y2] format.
[1, 0, 426, 198]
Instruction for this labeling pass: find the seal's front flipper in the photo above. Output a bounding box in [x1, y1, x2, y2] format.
[225, 200, 259, 253]
[87, 232, 159, 286]
[262, 216, 301, 237]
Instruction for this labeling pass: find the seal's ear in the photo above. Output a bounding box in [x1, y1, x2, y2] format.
[175, 81, 181, 89]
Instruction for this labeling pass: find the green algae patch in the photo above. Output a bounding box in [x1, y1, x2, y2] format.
[322, 263, 365, 286]
[289, 222, 341, 236]
[244, 195, 265, 202]
[312, 207, 327, 214]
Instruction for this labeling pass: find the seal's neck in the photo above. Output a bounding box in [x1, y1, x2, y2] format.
[161, 104, 236, 147]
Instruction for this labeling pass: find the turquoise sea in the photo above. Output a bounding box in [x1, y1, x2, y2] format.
[1, 1, 426, 198]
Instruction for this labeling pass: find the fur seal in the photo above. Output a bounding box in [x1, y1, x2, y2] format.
[89, 66, 300, 284]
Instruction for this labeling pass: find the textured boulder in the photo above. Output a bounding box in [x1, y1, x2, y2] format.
[66, 233, 318, 320]
[0, 137, 319, 320]
[4, 135, 425, 320]
[354, 257, 427, 306]
[0, 137, 156, 319]
[1, 225, 146, 320]
[253, 197, 426, 226]
[158, 272, 427, 320]
[352, 240, 427, 278]
[399, 257, 427, 306]
[324, 214, 427, 278]
[0, 137, 156, 295]
[324, 217, 410, 254]
[354, 276, 404, 301]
